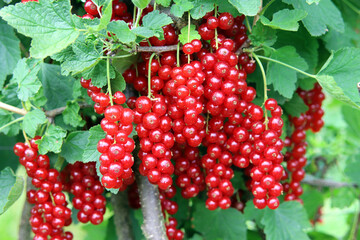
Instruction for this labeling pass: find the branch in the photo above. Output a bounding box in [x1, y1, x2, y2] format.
[135, 45, 178, 54]
[19, 177, 32, 240]
[302, 176, 358, 188]
[110, 192, 135, 240]
[0, 102, 27, 115]
[134, 138, 167, 240]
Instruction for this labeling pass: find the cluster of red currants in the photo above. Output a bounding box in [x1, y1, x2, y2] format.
[81, 78, 136, 190]
[283, 83, 325, 201]
[61, 162, 106, 225]
[14, 138, 73, 240]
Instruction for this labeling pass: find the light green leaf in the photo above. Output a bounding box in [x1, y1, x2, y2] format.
[322, 24, 360, 52]
[131, 26, 157, 38]
[170, 0, 194, 18]
[12, 58, 42, 101]
[283, 94, 309, 117]
[193, 201, 247, 240]
[142, 10, 173, 30]
[342, 105, 360, 137]
[82, 60, 115, 88]
[330, 187, 356, 209]
[0, 19, 20, 86]
[260, 9, 307, 31]
[132, 0, 151, 9]
[344, 153, 360, 185]
[82, 125, 106, 163]
[30, 87, 47, 108]
[0, 0, 80, 58]
[107, 21, 136, 44]
[178, 24, 201, 44]
[216, 0, 240, 16]
[190, 0, 215, 19]
[261, 201, 311, 240]
[0, 110, 21, 136]
[306, 0, 320, 4]
[283, 0, 344, 36]
[23, 109, 47, 138]
[37, 125, 67, 154]
[0, 168, 24, 215]
[61, 131, 90, 164]
[316, 47, 360, 109]
[227, 0, 261, 16]
[62, 101, 85, 128]
[267, 46, 308, 98]
[96, 0, 112, 31]
[155, 0, 171, 7]
[249, 22, 277, 47]
[38, 63, 75, 110]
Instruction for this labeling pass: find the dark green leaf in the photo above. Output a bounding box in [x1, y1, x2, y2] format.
[283, 0, 344, 36]
[0, 167, 24, 215]
[341, 105, 360, 137]
[227, 0, 261, 16]
[316, 47, 360, 109]
[193, 201, 247, 240]
[244, 200, 265, 226]
[261, 201, 311, 240]
[82, 60, 115, 88]
[37, 125, 67, 154]
[83, 125, 106, 163]
[301, 189, 324, 219]
[308, 232, 337, 240]
[108, 20, 136, 44]
[112, 53, 137, 74]
[283, 94, 309, 117]
[111, 73, 126, 93]
[23, 109, 47, 138]
[216, 0, 240, 16]
[267, 46, 308, 98]
[38, 63, 75, 110]
[61, 131, 90, 164]
[12, 58, 42, 101]
[249, 22, 277, 47]
[178, 25, 201, 44]
[132, 0, 151, 9]
[190, 0, 215, 19]
[0, 19, 20, 86]
[0, 0, 80, 58]
[170, 0, 194, 18]
[62, 101, 86, 128]
[30, 87, 47, 108]
[260, 9, 307, 31]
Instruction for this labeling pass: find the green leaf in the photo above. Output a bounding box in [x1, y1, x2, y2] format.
[82, 60, 115, 88]
[62, 101, 85, 128]
[301, 189, 324, 219]
[244, 201, 265, 226]
[216, 0, 240, 16]
[283, 94, 309, 117]
[249, 22, 277, 47]
[23, 109, 47, 138]
[342, 105, 360, 137]
[111, 73, 126, 93]
[227, 0, 261, 16]
[0, 110, 21, 136]
[132, 0, 151, 9]
[38, 63, 75, 110]
[30, 87, 47, 108]
[132, 26, 157, 38]
[260, 9, 307, 31]
[112, 53, 137, 74]
[178, 25, 201, 44]
[344, 153, 360, 185]
[322, 24, 360, 52]
[83, 125, 106, 163]
[330, 187, 357, 209]
[170, 0, 194, 18]
[96, 0, 112, 31]
[0, 0, 80, 58]
[0, 19, 20, 86]
[0, 168, 24, 215]
[282, 0, 344, 36]
[142, 10, 173, 30]
[107, 21, 136, 44]
[316, 47, 360, 109]
[261, 201, 311, 240]
[308, 232, 337, 240]
[37, 125, 67, 155]
[155, 0, 171, 7]
[306, 0, 320, 4]
[61, 131, 90, 164]
[12, 58, 42, 101]
[190, 0, 215, 19]
[267, 46, 308, 98]
[193, 201, 246, 240]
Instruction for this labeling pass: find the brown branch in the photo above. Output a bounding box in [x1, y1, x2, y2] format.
[302, 176, 357, 188]
[135, 45, 178, 54]
[19, 177, 32, 240]
[134, 137, 167, 240]
[110, 192, 135, 240]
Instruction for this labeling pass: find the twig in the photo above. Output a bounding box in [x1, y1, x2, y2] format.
[302, 176, 358, 188]
[235, 39, 251, 55]
[134, 137, 167, 240]
[110, 192, 135, 240]
[0, 102, 27, 115]
[44, 103, 92, 118]
[19, 177, 32, 240]
[135, 45, 178, 54]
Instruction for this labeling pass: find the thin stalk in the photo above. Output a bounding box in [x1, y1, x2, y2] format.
[260, 0, 275, 16]
[148, 53, 157, 98]
[256, 55, 317, 79]
[101, 54, 134, 59]
[22, 129, 30, 146]
[0, 117, 24, 132]
[348, 198, 360, 240]
[133, 6, 136, 23]
[0, 101, 27, 115]
[343, 0, 360, 15]
[252, 53, 269, 129]
[187, 12, 191, 64]
[153, 2, 157, 11]
[134, 8, 143, 28]
[214, 4, 219, 49]
[177, 43, 180, 67]
[245, 16, 252, 33]
[107, 58, 114, 105]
